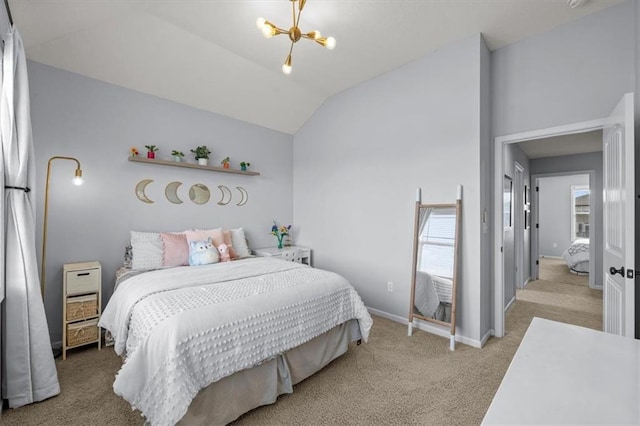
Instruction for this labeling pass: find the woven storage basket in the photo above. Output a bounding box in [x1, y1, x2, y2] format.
[67, 318, 99, 347]
[66, 294, 98, 321]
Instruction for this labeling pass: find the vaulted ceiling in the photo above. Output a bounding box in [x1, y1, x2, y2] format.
[9, 0, 624, 135]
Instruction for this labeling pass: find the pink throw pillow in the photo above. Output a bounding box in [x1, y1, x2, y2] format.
[161, 232, 189, 266]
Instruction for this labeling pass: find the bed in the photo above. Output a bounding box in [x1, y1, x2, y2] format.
[562, 238, 590, 274]
[99, 256, 372, 425]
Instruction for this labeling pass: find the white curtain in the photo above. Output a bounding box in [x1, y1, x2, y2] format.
[1, 25, 60, 408]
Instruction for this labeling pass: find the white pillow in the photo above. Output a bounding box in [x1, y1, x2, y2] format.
[130, 231, 163, 270]
[230, 228, 251, 258]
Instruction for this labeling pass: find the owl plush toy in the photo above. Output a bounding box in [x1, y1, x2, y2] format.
[188, 238, 219, 266]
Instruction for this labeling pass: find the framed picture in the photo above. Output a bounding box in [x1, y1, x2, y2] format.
[524, 185, 531, 205]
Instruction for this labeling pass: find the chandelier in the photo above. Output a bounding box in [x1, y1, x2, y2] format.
[256, 0, 336, 75]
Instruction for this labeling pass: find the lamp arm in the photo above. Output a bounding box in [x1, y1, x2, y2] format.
[41, 156, 83, 298]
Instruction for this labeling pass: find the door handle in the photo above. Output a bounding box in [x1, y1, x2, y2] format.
[609, 266, 625, 277]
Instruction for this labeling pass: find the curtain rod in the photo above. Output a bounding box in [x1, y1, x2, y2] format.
[4, 0, 13, 26]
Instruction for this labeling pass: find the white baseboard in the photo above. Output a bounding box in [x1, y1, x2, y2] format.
[504, 296, 516, 313]
[366, 306, 484, 348]
[480, 329, 493, 346]
[540, 255, 563, 260]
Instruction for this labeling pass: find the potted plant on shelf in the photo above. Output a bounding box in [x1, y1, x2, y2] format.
[191, 145, 211, 166]
[240, 161, 251, 171]
[171, 150, 185, 162]
[221, 157, 230, 169]
[145, 145, 159, 159]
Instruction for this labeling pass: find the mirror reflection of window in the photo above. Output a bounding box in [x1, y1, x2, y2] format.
[571, 185, 590, 241]
[418, 208, 456, 279]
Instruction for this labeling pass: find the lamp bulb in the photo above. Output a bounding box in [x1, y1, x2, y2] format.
[256, 17, 266, 30]
[325, 36, 336, 50]
[312, 30, 321, 40]
[73, 168, 83, 185]
[282, 63, 292, 75]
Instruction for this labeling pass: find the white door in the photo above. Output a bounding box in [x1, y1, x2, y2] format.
[603, 93, 635, 337]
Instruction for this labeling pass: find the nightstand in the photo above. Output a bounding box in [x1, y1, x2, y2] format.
[62, 261, 102, 360]
[253, 246, 312, 266]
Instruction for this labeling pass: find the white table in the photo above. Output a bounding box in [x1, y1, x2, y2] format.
[483, 317, 640, 425]
[252, 246, 312, 266]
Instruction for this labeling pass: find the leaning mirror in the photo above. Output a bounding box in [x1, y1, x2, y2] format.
[408, 187, 462, 350]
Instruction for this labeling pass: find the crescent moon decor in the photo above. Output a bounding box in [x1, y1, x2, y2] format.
[165, 181, 184, 204]
[217, 185, 232, 206]
[189, 184, 211, 205]
[135, 179, 154, 204]
[236, 186, 249, 206]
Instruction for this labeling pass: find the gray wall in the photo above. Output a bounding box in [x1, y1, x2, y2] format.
[28, 62, 294, 345]
[492, 0, 636, 138]
[537, 174, 589, 257]
[531, 152, 603, 284]
[294, 34, 487, 345]
[479, 37, 492, 339]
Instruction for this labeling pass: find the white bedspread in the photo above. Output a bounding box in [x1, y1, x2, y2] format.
[99, 257, 372, 426]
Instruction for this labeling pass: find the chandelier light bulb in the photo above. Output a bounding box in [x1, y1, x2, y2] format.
[282, 55, 292, 75]
[325, 36, 336, 50]
[311, 30, 321, 40]
[262, 24, 274, 38]
[256, 17, 266, 30]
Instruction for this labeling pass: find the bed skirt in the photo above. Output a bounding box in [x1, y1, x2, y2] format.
[177, 319, 362, 425]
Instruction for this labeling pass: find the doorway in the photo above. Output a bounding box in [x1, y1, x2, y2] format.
[531, 172, 597, 288]
[493, 118, 607, 338]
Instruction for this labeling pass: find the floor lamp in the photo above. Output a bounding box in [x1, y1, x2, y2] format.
[40, 156, 84, 298]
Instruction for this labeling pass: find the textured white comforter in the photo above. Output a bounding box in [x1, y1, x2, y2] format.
[99, 257, 372, 426]
[562, 238, 590, 269]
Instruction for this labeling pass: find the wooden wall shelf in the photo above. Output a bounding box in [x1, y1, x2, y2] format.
[128, 156, 260, 176]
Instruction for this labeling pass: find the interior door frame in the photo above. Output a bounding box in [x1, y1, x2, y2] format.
[530, 171, 597, 288]
[493, 118, 606, 337]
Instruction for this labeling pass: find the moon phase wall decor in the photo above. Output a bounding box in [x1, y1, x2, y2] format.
[236, 186, 248, 206]
[134, 180, 249, 206]
[189, 184, 211, 205]
[165, 181, 183, 204]
[135, 179, 154, 203]
[217, 185, 232, 206]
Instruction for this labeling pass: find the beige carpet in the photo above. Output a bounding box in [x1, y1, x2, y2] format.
[538, 256, 589, 286]
[2, 266, 602, 426]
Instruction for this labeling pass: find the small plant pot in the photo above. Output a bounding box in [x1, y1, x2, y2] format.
[198, 158, 208, 166]
[241, 165, 247, 171]
[147, 152, 155, 159]
[174, 156, 182, 162]
[223, 163, 230, 169]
